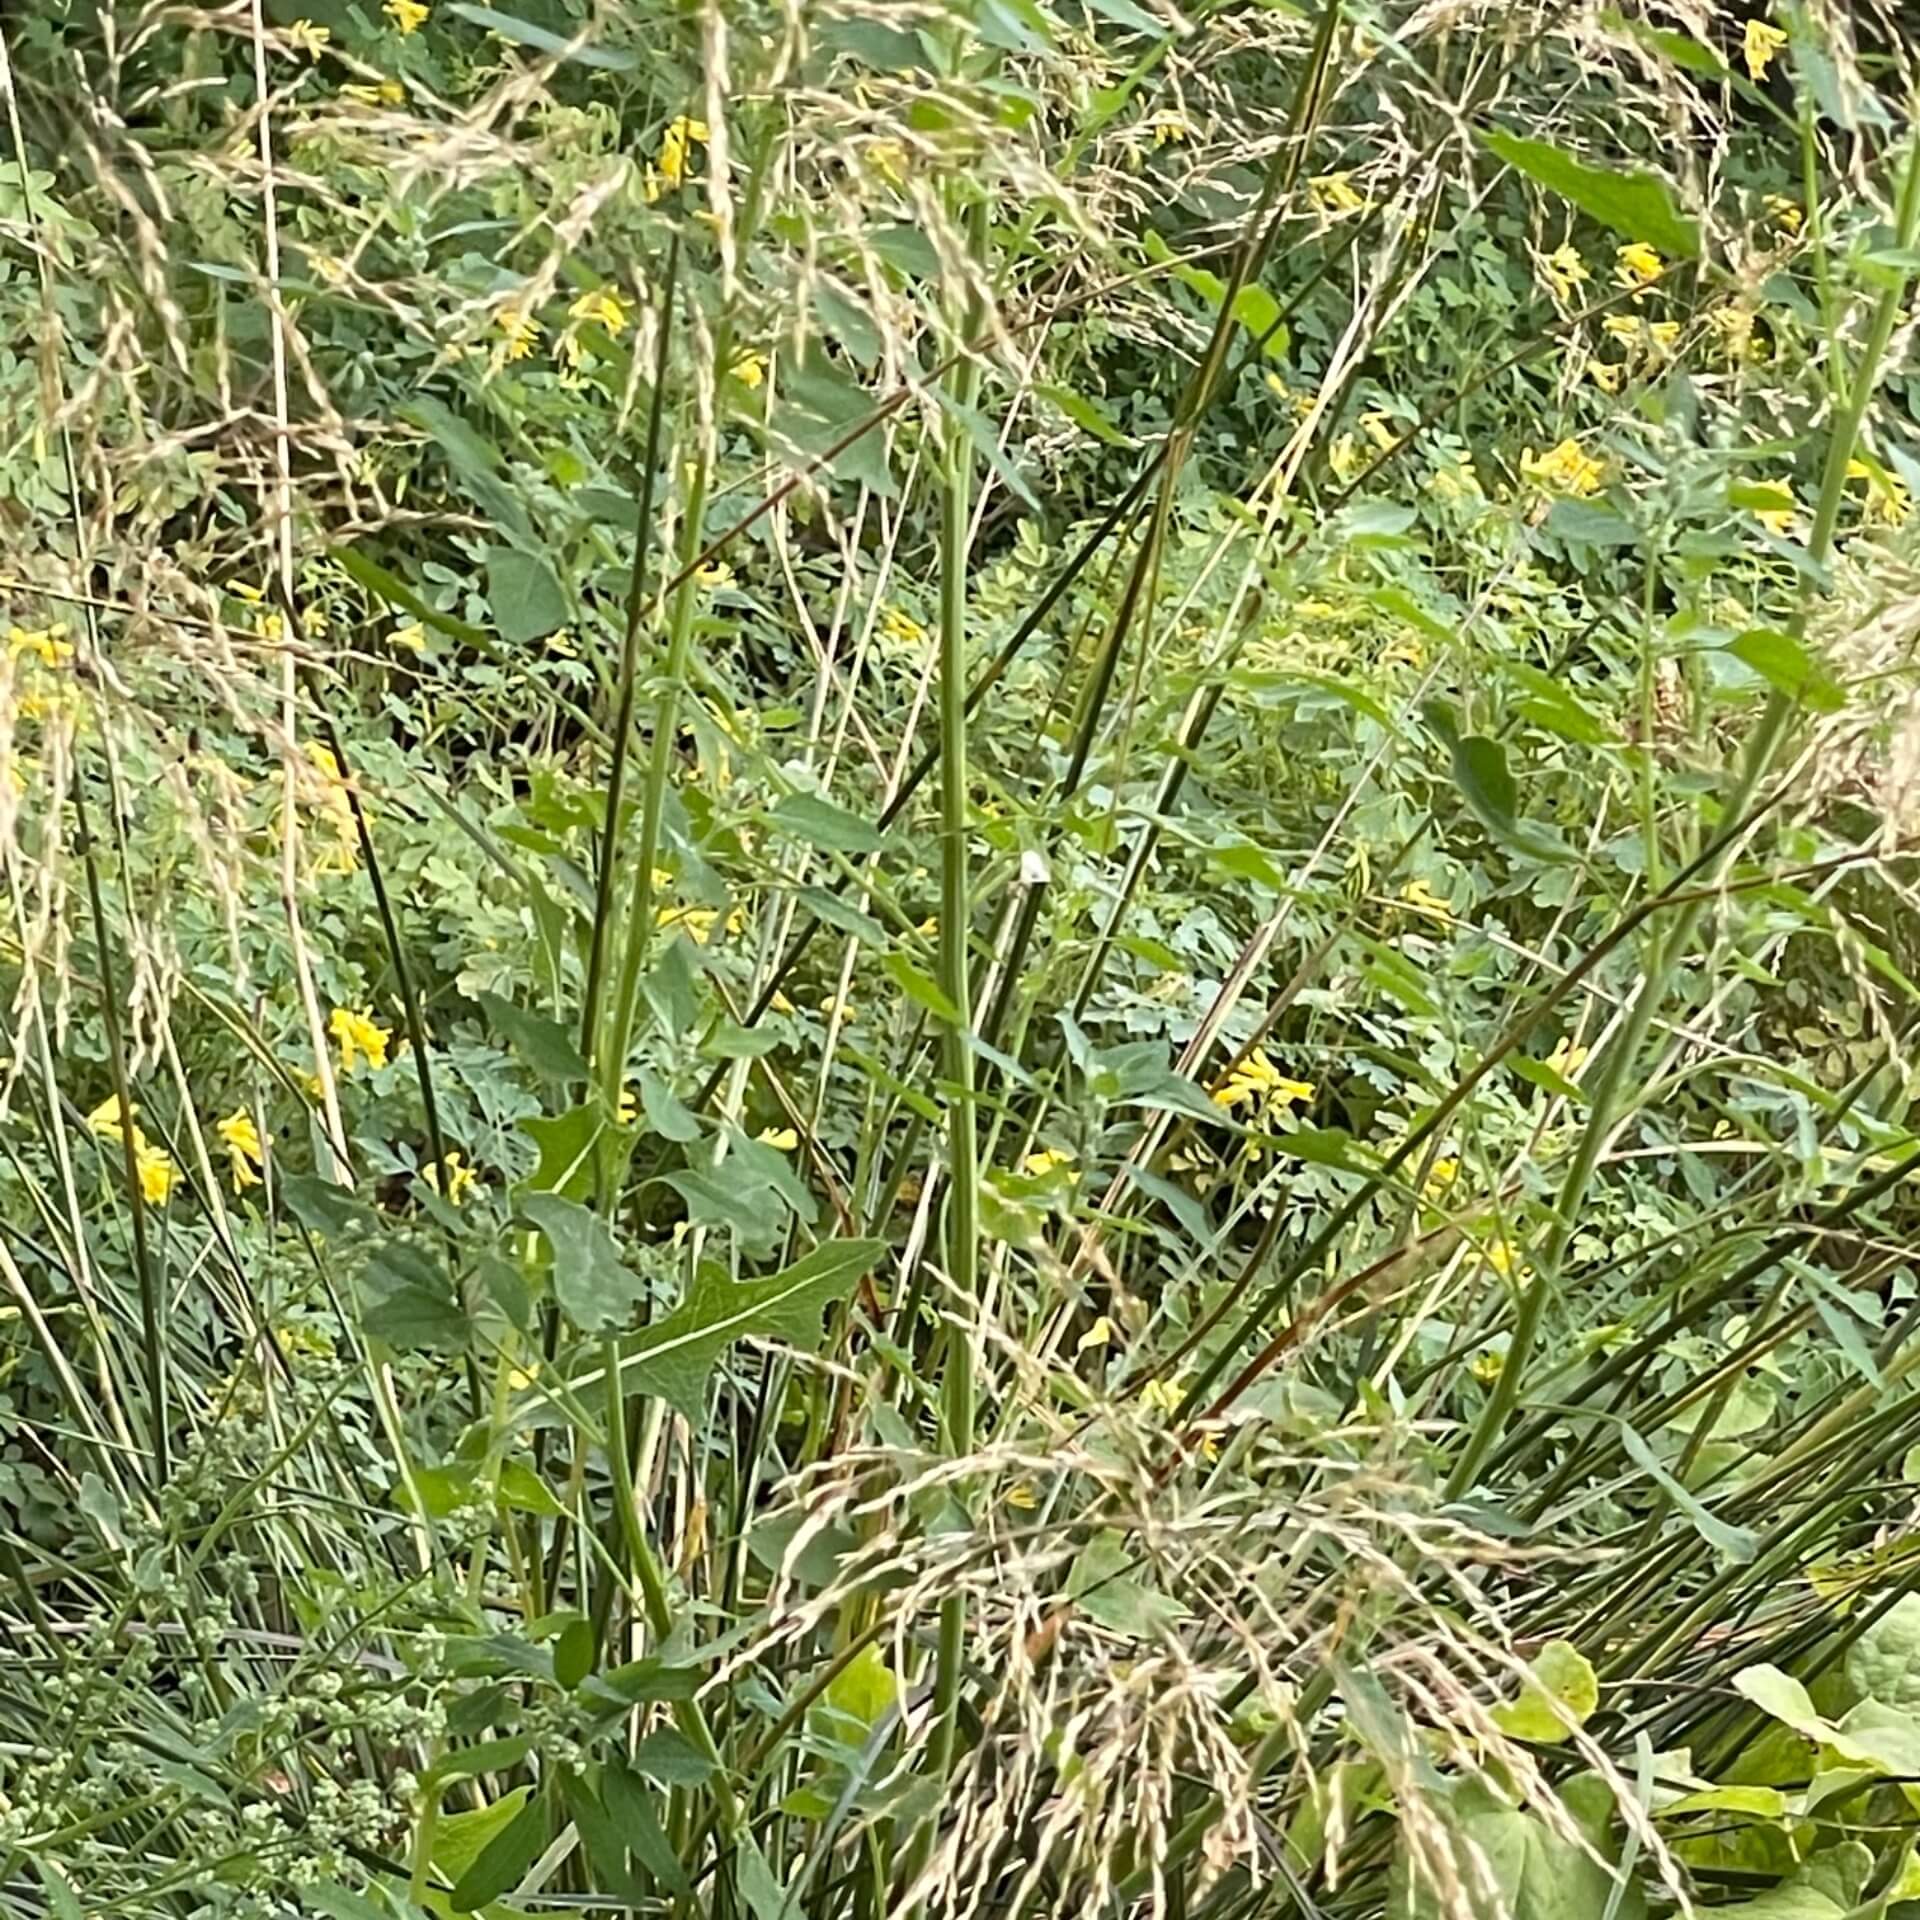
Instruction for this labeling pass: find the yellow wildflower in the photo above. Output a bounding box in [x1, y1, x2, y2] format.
[1743, 17, 1787, 80]
[1308, 172, 1367, 216]
[1423, 1156, 1460, 1203]
[87, 1093, 136, 1143]
[1587, 357, 1625, 394]
[731, 352, 766, 390]
[568, 287, 629, 335]
[1482, 1236, 1530, 1282]
[866, 139, 908, 187]
[496, 308, 541, 361]
[756, 1126, 800, 1151]
[1521, 438, 1605, 498]
[136, 1142, 178, 1206]
[1078, 1315, 1115, 1353]
[1616, 242, 1664, 291]
[1747, 483, 1797, 536]
[391, 620, 426, 652]
[694, 561, 735, 590]
[342, 79, 407, 106]
[657, 115, 709, 189]
[285, 19, 330, 56]
[217, 1110, 264, 1192]
[1139, 1375, 1185, 1416]
[1545, 1036, 1590, 1081]
[1005, 1480, 1038, 1510]
[1541, 243, 1586, 303]
[617, 1084, 638, 1127]
[880, 606, 927, 649]
[1402, 878, 1451, 916]
[329, 1007, 392, 1074]
[658, 903, 720, 945]
[1764, 193, 1803, 234]
[384, 0, 430, 31]
[1021, 1146, 1078, 1180]
[1848, 458, 1912, 526]
[423, 1150, 477, 1205]
[8, 625, 72, 668]
[1148, 111, 1190, 147]
[1212, 1049, 1315, 1113]
[1704, 306, 1758, 361]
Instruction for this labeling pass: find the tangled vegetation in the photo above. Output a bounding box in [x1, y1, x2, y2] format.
[6, 0, 1920, 1915]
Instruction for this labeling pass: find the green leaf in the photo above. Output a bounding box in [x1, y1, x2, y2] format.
[553, 1617, 596, 1689]
[522, 1193, 645, 1334]
[434, 1788, 530, 1884]
[362, 1242, 466, 1351]
[299, 1885, 389, 1920]
[1068, 1530, 1189, 1637]
[487, 546, 569, 645]
[735, 1835, 792, 1920]
[638, 1069, 702, 1143]
[1143, 231, 1288, 357]
[1037, 382, 1134, 447]
[449, 1790, 546, 1911]
[429, 1737, 534, 1786]
[933, 390, 1041, 511]
[476, 992, 588, 1084]
[1845, 1593, 1920, 1714]
[1727, 629, 1845, 713]
[773, 791, 887, 854]
[334, 548, 491, 647]
[1449, 734, 1569, 862]
[398, 397, 533, 540]
[1481, 130, 1699, 258]
[1705, 1842, 1872, 1918]
[602, 1765, 689, 1895]
[882, 951, 962, 1026]
[496, 1460, 565, 1517]
[599, 1239, 884, 1420]
[1546, 498, 1638, 547]
[446, 3, 639, 67]
[1618, 1422, 1759, 1559]
[1493, 1640, 1599, 1744]
[800, 886, 888, 946]
[660, 1164, 789, 1247]
[825, 1643, 898, 1728]
[1612, 17, 1730, 79]
[1387, 1776, 1646, 1920]
[519, 1103, 611, 1202]
[631, 1727, 714, 1786]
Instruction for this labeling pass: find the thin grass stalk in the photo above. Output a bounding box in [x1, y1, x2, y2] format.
[581, 237, 680, 1068]
[929, 191, 989, 1797]
[1446, 132, 1920, 1500]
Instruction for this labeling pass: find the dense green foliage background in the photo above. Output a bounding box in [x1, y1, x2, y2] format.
[6, 0, 1920, 1916]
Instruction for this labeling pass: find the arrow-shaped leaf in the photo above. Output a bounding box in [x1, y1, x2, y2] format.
[596, 1239, 884, 1420]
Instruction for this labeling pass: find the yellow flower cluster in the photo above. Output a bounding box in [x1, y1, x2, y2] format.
[645, 115, 709, 200]
[1521, 438, 1605, 498]
[218, 1110, 264, 1192]
[1211, 1048, 1315, 1115]
[1744, 17, 1786, 80]
[1308, 172, 1367, 217]
[423, 1149, 477, 1204]
[1616, 242, 1664, 291]
[330, 1006, 392, 1073]
[384, 0, 429, 31]
[86, 1095, 180, 1206]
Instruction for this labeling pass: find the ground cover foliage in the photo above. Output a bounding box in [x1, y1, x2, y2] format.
[6, 0, 1920, 1915]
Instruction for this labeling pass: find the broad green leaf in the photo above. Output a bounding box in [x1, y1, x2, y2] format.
[476, 992, 587, 1084]
[773, 791, 887, 854]
[496, 1460, 565, 1517]
[1143, 231, 1288, 357]
[1705, 1841, 1871, 1917]
[600, 1238, 884, 1419]
[428, 1737, 533, 1787]
[1387, 1775, 1645, 1920]
[449, 1790, 546, 1911]
[446, 3, 638, 67]
[602, 1764, 689, 1894]
[1727, 629, 1845, 713]
[521, 1192, 645, 1334]
[280, 1171, 377, 1239]
[631, 1727, 714, 1785]
[487, 546, 569, 645]
[334, 548, 490, 647]
[362, 1241, 466, 1351]
[638, 1069, 702, 1143]
[1038, 382, 1135, 447]
[1845, 1592, 1920, 1713]
[519, 1103, 610, 1201]
[399, 397, 533, 540]
[1449, 734, 1570, 862]
[434, 1788, 531, 1884]
[1068, 1529, 1189, 1637]
[825, 1643, 898, 1728]
[1481, 130, 1700, 258]
[1618, 1422, 1759, 1559]
[882, 951, 962, 1026]
[1733, 1664, 1826, 1740]
[1493, 1639, 1599, 1744]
